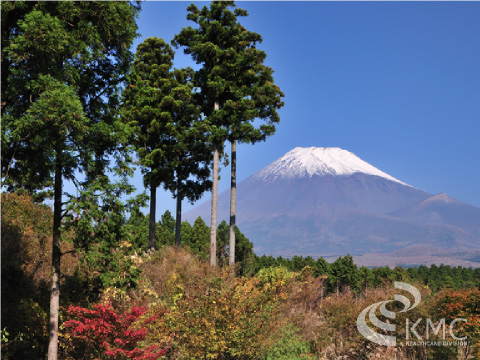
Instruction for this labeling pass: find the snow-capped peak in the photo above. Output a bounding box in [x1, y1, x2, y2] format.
[254, 147, 408, 185]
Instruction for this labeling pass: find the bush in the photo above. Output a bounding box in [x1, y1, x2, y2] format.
[138, 247, 292, 359]
[261, 325, 314, 360]
[64, 302, 167, 360]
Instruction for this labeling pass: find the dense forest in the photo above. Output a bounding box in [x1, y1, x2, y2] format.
[2, 2, 479, 360]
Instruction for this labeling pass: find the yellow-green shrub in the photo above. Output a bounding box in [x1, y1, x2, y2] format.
[138, 247, 292, 359]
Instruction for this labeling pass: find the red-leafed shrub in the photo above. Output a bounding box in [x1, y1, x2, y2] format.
[64, 303, 167, 360]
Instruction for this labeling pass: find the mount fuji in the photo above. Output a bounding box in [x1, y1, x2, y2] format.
[185, 147, 480, 267]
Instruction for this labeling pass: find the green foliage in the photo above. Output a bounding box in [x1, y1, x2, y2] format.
[261, 325, 314, 360]
[1, 328, 9, 344]
[253, 253, 480, 295]
[216, 220, 255, 274]
[314, 257, 330, 277]
[328, 254, 361, 292]
[254, 254, 331, 277]
[122, 37, 177, 187]
[256, 266, 295, 296]
[3, 74, 88, 201]
[180, 221, 193, 244]
[2, 1, 140, 195]
[122, 36, 212, 249]
[359, 265, 376, 291]
[151, 214, 252, 268]
[127, 207, 149, 249]
[64, 175, 147, 293]
[156, 210, 176, 247]
[161, 66, 212, 204]
[183, 216, 210, 260]
[216, 220, 230, 266]
[173, 1, 284, 147]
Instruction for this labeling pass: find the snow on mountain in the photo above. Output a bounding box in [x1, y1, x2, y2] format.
[253, 147, 408, 185]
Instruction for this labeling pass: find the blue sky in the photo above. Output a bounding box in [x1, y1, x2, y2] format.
[131, 1, 480, 216]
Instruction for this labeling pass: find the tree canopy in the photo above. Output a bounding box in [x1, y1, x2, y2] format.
[2, 1, 140, 192]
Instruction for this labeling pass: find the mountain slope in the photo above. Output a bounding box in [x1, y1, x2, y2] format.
[184, 147, 480, 267]
[391, 193, 480, 237]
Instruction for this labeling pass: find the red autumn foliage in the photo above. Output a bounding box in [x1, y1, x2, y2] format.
[65, 303, 167, 360]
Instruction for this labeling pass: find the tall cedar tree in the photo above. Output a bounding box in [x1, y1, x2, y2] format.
[163, 68, 212, 249]
[173, 1, 284, 266]
[122, 37, 176, 251]
[221, 16, 284, 266]
[1, 3, 139, 359]
[123, 38, 212, 251]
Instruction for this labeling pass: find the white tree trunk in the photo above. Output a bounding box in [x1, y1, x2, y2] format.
[48, 155, 62, 360]
[229, 139, 236, 266]
[175, 177, 182, 249]
[210, 100, 220, 266]
[149, 176, 157, 251]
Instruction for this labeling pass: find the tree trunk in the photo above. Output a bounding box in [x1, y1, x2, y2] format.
[210, 146, 219, 266]
[175, 177, 182, 250]
[209, 99, 221, 266]
[149, 176, 156, 251]
[229, 139, 236, 266]
[47, 155, 62, 360]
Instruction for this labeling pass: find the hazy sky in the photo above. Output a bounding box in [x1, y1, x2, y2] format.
[131, 1, 480, 217]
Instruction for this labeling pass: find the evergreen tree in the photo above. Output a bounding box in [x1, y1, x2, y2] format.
[122, 37, 176, 251]
[127, 206, 149, 250]
[372, 266, 394, 287]
[328, 255, 361, 293]
[217, 221, 231, 267]
[234, 225, 255, 276]
[392, 266, 410, 282]
[162, 67, 212, 249]
[407, 267, 419, 281]
[156, 210, 176, 247]
[417, 265, 429, 284]
[187, 216, 210, 260]
[292, 256, 306, 271]
[123, 38, 212, 251]
[314, 257, 330, 277]
[216, 220, 254, 271]
[221, 9, 284, 266]
[180, 221, 193, 248]
[359, 266, 375, 295]
[1, 3, 139, 359]
[173, 1, 283, 266]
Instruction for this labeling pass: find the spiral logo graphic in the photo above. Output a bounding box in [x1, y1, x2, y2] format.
[356, 282, 421, 346]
